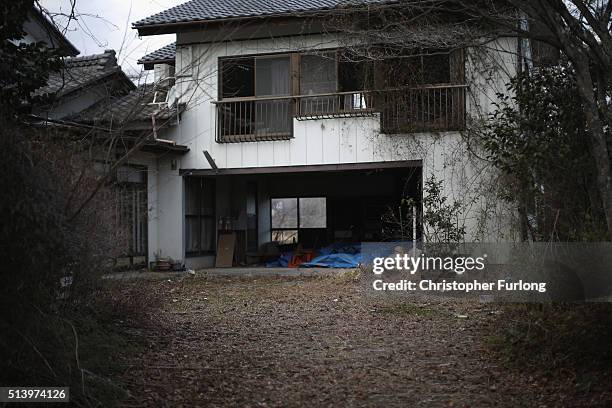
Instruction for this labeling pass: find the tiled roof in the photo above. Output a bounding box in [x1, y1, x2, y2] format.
[35, 50, 133, 97]
[75, 83, 182, 128]
[30, 7, 79, 56]
[138, 42, 176, 65]
[133, 0, 385, 28]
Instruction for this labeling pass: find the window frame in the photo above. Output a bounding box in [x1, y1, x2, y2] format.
[218, 51, 300, 101]
[299, 51, 339, 95]
[218, 48, 345, 100]
[269, 196, 327, 244]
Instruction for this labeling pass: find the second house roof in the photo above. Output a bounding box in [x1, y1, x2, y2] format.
[133, 0, 389, 33]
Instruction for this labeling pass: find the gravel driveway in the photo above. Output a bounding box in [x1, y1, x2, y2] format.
[117, 274, 611, 407]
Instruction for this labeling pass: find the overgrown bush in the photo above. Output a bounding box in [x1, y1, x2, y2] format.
[382, 174, 466, 243]
[481, 66, 612, 384]
[0, 123, 146, 406]
[481, 65, 607, 241]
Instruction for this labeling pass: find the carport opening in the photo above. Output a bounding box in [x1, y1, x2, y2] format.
[266, 167, 422, 249]
[184, 164, 422, 268]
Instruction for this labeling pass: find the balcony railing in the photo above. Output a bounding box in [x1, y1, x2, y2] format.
[216, 96, 294, 143]
[379, 84, 466, 134]
[214, 84, 466, 143]
[296, 91, 377, 119]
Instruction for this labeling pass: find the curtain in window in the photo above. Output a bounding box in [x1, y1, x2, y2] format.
[300, 54, 337, 94]
[255, 57, 291, 135]
[300, 53, 337, 115]
[256, 57, 290, 96]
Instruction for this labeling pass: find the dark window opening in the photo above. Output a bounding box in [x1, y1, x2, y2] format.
[300, 53, 337, 95]
[219, 56, 292, 141]
[375, 49, 456, 89]
[375, 49, 466, 133]
[185, 177, 216, 256]
[221, 58, 255, 98]
[256, 56, 291, 96]
[339, 57, 373, 92]
[299, 53, 338, 115]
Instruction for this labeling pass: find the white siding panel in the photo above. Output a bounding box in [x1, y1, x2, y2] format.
[208, 103, 227, 168]
[289, 122, 307, 166]
[337, 120, 356, 163]
[226, 143, 242, 168]
[355, 117, 377, 163]
[242, 142, 259, 167]
[305, 121, 324, 164]
[257, 141, 275, 167]
[323, 121, 341, 164]
[273, 140, 291, 166]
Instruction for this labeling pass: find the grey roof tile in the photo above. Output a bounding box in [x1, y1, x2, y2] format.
[133, 0, 384, 27]
[35, 50, 133, 97]
[138, 42, 176, 65]
[75, 83, 181, 126]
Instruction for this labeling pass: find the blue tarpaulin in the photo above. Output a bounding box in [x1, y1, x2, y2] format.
[265, 252, 292, 268]
[266, 243, 362, 268]
[300, 252, 362, 268]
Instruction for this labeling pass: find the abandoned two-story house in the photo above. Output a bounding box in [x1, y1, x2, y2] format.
[125, 0, 518, 269]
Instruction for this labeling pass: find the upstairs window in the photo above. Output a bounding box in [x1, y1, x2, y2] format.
[298, 51, 373, 116]
[220, 56, 291, 98]
[221, 58, 254, 98]
[300, 53, 337, 95]
[256, 56, 291, 96]
[374, 48, 464, 88]
[376, 49, 466, 133]
[219, 56, 293, 141]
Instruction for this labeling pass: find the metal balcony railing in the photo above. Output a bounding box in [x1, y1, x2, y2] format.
[295, 91, 377, 119]
[215, 96, 294, 143]
[379, 84, 466, 134]
[214, 84, 466, 143]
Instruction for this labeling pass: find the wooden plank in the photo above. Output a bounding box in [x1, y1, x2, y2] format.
[215, 232, 236, 268]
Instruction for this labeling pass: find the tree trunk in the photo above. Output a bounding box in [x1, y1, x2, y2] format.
[574, 67, 612, 237]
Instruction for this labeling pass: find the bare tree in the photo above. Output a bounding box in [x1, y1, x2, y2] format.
[335, 0, 612, 237]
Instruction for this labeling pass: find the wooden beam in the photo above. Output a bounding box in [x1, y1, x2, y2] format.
[180, 160, 421, 176]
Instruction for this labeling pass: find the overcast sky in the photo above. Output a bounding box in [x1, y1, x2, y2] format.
[40, 0, 184, 81]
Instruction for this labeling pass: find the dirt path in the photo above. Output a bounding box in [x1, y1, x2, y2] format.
[116, 275, 607, 407]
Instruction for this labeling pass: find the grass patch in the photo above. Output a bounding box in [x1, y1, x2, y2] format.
[0, 280, 161, 407]
[489, 303, 612, 394]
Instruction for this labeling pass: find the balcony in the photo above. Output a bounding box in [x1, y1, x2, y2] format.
[379, 84, 467, 134]
[214, 84, 466, 143]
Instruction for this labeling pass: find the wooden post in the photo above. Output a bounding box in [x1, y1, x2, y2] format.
[412, 204, 417, 258]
